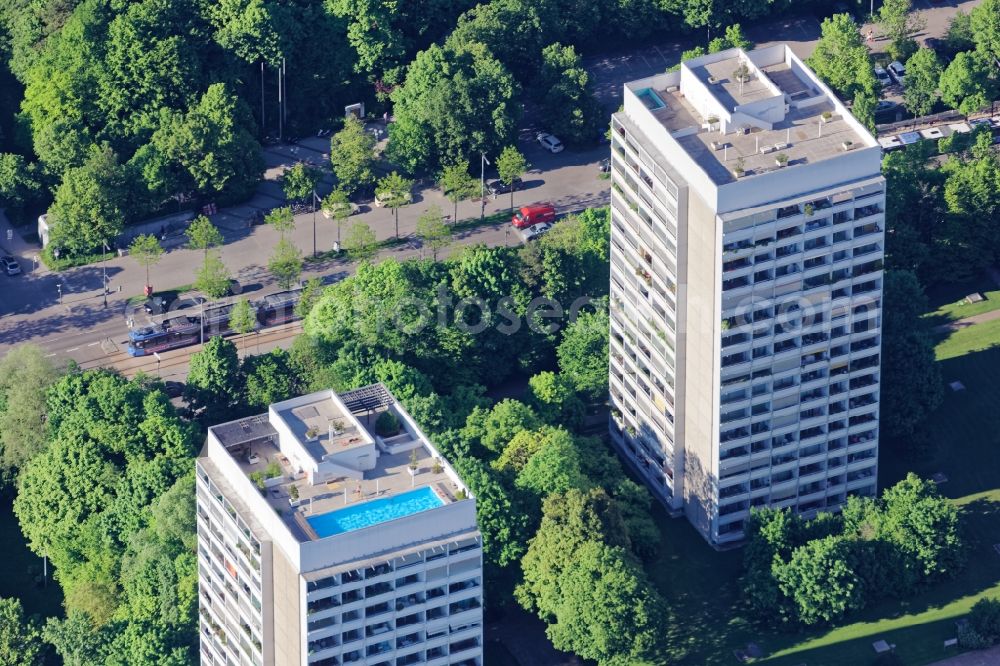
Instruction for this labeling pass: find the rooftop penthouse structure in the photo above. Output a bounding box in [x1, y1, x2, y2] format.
[196, 384, 483, 666]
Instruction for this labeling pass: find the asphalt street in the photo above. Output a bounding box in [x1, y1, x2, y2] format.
[0, 0, 982, 370]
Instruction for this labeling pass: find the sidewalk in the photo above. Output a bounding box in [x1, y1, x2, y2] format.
[929, 644, 1000, 666]
[0, 209, 46, 275]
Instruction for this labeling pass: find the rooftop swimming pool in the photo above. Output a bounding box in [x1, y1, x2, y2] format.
[636, 87, 666, 111]
[307, 486, 444, 537]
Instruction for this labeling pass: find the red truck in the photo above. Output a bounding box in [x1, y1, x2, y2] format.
[512, 204, 556, 229]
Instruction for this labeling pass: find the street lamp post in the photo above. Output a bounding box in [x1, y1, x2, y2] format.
[102, 240, 109, 308]
[312, 190, 320, 257]
[480, 153, 490, 221]
[56, 283, 62, 305]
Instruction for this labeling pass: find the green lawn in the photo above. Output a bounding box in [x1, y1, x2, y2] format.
[923, 274, 1000, 326]
[0, 495, 63, 619]
[644, 314, 1000, 665]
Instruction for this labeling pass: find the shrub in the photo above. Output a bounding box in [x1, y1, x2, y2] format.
[376, 410, 401, 437]
[968, 597, 1000, 645]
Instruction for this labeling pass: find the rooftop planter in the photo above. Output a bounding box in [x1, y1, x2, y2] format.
[821, 111, 834, 123]
[841, 140, 854, 151]
[775, 153, 789, 168]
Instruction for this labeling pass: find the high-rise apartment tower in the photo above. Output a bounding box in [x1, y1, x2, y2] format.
[608, 45, 884, 546]
[196, 384, 484, 665]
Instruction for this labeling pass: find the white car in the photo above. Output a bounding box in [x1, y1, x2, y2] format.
[887, 61, 905, 86]
[874, 66, 891, 88]
[518, 221, 552, 242]
[536, 132, 564, 153]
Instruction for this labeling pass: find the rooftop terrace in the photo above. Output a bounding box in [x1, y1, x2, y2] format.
[206, 384, 468, 543]
[624, 44, 875, 186]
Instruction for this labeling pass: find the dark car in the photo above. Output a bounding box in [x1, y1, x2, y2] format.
[487, 178, 522, 196]
[2, 256, 21, 276]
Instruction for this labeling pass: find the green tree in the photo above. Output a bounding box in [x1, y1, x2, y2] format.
[321, 188, 352, 245]
[852, 89, 877, 133]
[228, 297, 257, 357]
[146, 83, 263, 201]
[880, 271, 942, 443]
[48, 146, 130, 255]
[415, 205, 450, 260]
[187, 215, 229, 297]
[0, 344, 60, 483]
[387, 41, 520, 174]
[243, 349, 300, 409]
[128, 234, 163, 290]
[43, 612, 111, 666]
[185, 336, 243, 421]
[186, 214, 224, 260]
[528, 371, 585, 429]
[465, 399, 541, 454]
[536, 43, 604, 145]
[517, 488, 664, 664]
[945, 10, 975, 54]
[939, 51, 995, 115]
[438, 160, 476, 223]
[496, 145, 528, 212]
[269, 237, 302, 289]
[295, 276, 324, 319]
[208, 0, 289, 66]
[968, 597, 1000, 645]
[0, 596, 45, 666]
[282, 161, 321, 204]
[903, 48, 941, 116]
[878, 0, 926, 62]
[195, 252, 231, 299]
[376, 171, 413, 238]
[265, 205, 295, 238]
[0, 153, 41, 213]
[881, 473, 965, 581]
[329, 116, 376, 195]
[971, 0, 1000, 64]
[343, 221, 378, 262]
[808, 14, 879, 101]
[515, 427, 588, 496]
[447, 0, 544, 79]
[775, 536, 865, 625]
[557, 308, 609, 400]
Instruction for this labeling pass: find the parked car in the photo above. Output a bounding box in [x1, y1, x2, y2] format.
[887, 61, 906, 85]
[374, 189, 413, 207]
[518, 222, 552, 242]
[598, 158, 611, 173]
[536, 132, 564, 153]
[874, 66, 891, 88]
[512, 204, 557, 229]
[321, 201, 360, 218]
[875, 100, 899, 113]
[2, 256, 20, 276]
[487, 178, 522, 196]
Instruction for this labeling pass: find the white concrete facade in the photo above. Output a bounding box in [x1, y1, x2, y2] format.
[608, 44, 884, 546]
[196, 385, 484, 666]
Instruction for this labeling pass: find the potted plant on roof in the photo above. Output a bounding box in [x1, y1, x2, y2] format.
[733, 62, 751, 83]
[841, 140, 854, 151]
[706, 114, 720, 131]
[432, 458, 444, 475]
[288, 483, 300, 507]
[775, 152, 789, 168]
[821, 110, 834, 123]
[305, 425, 320, 441]
[408, 449, 419, 476]
[733, 157, 746, 179]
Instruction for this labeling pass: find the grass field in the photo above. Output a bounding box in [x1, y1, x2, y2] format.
[924, 275, 1000, 326]
[643, 306, 1000, 665]
[0, 495, 62, 619]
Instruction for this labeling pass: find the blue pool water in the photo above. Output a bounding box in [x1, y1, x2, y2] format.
[307, 486, 444, 537]
[636, 87, 666, 110]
